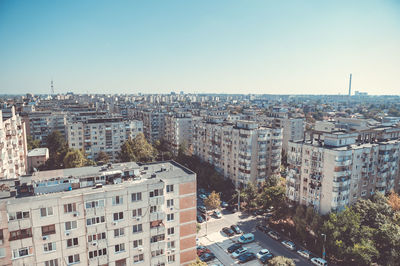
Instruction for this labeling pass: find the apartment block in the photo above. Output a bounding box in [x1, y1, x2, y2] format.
[164, 113, 193, 155]
[286, 130, 400, 214]
[0, 108, 27, 179]
[193, 119, 282, 187]
[130, 109, 166, 143]
[66, 118, 143, 162]
[0, 161, 197, 266]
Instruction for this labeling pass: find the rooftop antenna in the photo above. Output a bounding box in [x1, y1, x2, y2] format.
[51, 79, 54, 95]
[348, 73, 352, 96]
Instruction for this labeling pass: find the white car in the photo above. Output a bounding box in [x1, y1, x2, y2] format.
[311, 257, 328, 266]
[281, 240, 296, 250]
[199, 194, 207, 200]
[213, 210, 222, 218]
[256, 249, 270, 259]
[297, 249, 311, 259]
[232, 247, 248, 258]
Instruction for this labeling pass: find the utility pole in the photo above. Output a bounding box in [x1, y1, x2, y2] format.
[321, 233, 327, 259]
[237, 189, 241, 212]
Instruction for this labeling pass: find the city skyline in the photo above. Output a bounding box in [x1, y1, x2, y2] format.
[1, 0, 400, 95]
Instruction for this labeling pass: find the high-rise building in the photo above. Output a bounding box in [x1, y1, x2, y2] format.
[130, 109, 166, 143]
[193, 119, 282, 187]
[164, 113, 193, 155]
[66, 118, 143, 162]
[0, 161, 197, 265]
[0, 107, 27, 179]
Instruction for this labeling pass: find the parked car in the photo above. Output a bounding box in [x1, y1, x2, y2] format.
[254, 209, 264, 215]
[237, 252, 256, 263]
[281, 240, 296, 250]
[256, 224, 269, 233]
[226, 205, 237, 213]
[201, 213, 210, 221]
[267, 230, 281, 240]
[198, 206, 207, 213]
[232, 247, 248, 258]
[222, 227, 235, 237]
[197, 215, 204, 223]
[230, 224, 242, 234]
[221, 201, 229, 208]
[259, 253, 275, 264]
[196, 246, 210, 256]
[200, 252, 215, 262]
[256, 249, 270, 259]
[227, 243, 242, 253]
[199, 194, 207, 200]
[238, 233, 255, 244]
[213, 210, 222, 218]
[311, 257, 328, 266]
[297, 249, 312, 259]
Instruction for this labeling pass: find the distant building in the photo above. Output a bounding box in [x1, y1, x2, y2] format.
[27, 148, 49, 173]
[164, 113, 193, 155]
[0, 107, 27, 179]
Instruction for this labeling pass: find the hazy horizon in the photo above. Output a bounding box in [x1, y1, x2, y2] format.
[1, 0, 399, 95]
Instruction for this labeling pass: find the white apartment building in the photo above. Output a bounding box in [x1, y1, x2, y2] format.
[0, 161, 197, 266]
[129, 109, 166, 143]
[286, 130, 400, 214]
[193, 119, 282, 187]
[0, 108, 27, 179]
[66, 118, 143, 162]
[277, 118, 305, 153]
[164, 113, 193, 155]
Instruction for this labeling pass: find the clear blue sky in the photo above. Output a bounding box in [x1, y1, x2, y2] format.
[0, 0, 399, 95]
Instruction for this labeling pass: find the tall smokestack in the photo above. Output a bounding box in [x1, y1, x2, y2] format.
[348, 73, 352, 96]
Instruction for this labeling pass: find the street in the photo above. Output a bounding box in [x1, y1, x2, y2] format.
[198, 209, 313, 266]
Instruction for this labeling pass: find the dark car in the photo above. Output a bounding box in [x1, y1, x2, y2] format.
[200, 252, 215, 262]
[227, 243, 242, 253]
[222, 227, 235, 236]
[196, 246, 210, 256]
[237, 252, 256, 263]
[198, 206, 207, 213]
[254, 209, 265, 216]
[197, 215, 204, 223]
[230, 225, 242, 234]
[260, 253, 274, 264]
[256, 224, 269, 233]
[226, 205, 237, 213]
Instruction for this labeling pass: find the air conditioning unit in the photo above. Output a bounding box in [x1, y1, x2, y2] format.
[113, 221, 117, 225]
[138, 247, 143, 251]
[42, 236, 48, 240]
[92, 242, 97, 246]
[170, 207, 174, 211]
[136, 217, 141, 221]
[65, 231, 70, 236]
[167, 237, 171, 240]
[73, 212, 79, 217]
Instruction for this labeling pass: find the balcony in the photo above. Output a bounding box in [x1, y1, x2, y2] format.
[149, 196, 164, 206]
[149, 212, 165, 222]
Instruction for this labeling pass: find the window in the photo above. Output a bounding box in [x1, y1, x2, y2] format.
[166, 184, 174, 193]
[133, 254, 144, 263]
[150, 206, 157, 213]
[167, 227, 175, 235]
[12, 246, 32, 259]
[0, 247, 5, 258]
[114, 228, 124, 237]
[132, 208, 142, 217]
[167, 213, 174, 221]
[43, 242, 56, 252]
[44, 259, 58, 266]
[167, 199, 174, 207]
[149, 189, 163, 197]
[88, 232, 106, 242]
[85, 199, 105, 209]
[132, 224, 143, 233]
[131, 192, 142, 202]
[133, 239, 143, 248]
[167, 241, 175, 249]
[168, 254, 175, 262]
[86, 216, 105, 226]
[89, 248, 107, 259]
[151, 249, 164, 257]
[64, 203, 76, 213]
[151, 234, 165, 243]
[65, 221, 77, 230]
[115, 243, 125, 253]
[9, 228, 32, 240]
[9, 211, 30, 221]
[112, 195, 123, 205]
[40, 207, 53, 217]
[42, 224, 56, 236]
[113, 212, 124, 221]
[67, 254, 80, 264]
[67, 237, 79, 247]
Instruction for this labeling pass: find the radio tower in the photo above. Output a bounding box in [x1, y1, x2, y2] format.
[51, 80, 54, 94]
[348, 73, 352, 96]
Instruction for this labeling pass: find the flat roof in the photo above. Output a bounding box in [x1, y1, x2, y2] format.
[27, 148, 48, 157]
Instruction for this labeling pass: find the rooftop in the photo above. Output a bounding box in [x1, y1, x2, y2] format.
[27, 147, 48, 157]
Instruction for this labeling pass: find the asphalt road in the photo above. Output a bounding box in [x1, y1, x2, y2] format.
[198, 209, 313, 266]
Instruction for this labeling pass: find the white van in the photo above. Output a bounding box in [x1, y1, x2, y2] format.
[311, 257, 328, 266]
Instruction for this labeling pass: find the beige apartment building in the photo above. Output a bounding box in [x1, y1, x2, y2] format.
[0, 107, 27, 179]
[66, 118, 143, 162]
[193, 119, 282, 187]
[164, 113, 193, 155]
[286, 130, 400, 214]
[0, 161, 197, 266]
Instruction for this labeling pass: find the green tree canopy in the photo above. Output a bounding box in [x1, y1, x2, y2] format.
[204, 191, 221, 211]
[63, 149, 86, 169]
[27, 135, 40, 150]
[119, 133, 157, 162]
[96, 151, 109, 163]
[268, 256, 295, 266]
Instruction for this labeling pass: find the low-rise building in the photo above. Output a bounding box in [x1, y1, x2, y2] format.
[27, 148, 49, 173]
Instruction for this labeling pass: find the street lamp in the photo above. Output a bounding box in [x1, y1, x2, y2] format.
[236, 189, 241, 212]
[321, 233, 327, 259]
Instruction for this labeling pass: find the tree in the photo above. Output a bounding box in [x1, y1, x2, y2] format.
[350, 239, 379, 266]
[260, 185, 287, 220]
[241, 183, 258, 211]
[63, 149, 86, 169]
[204, 191, 221, 211]
[189, 258, 207, 266]
[119, 133, 157, 162]
[388, 192, 400, 212]
[96, 151, 109, 163]
[268, 256, 295, 266]
[196, 223, 201, 233]
[44, 130, 69, 169]
[27, 135, 40, 150]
